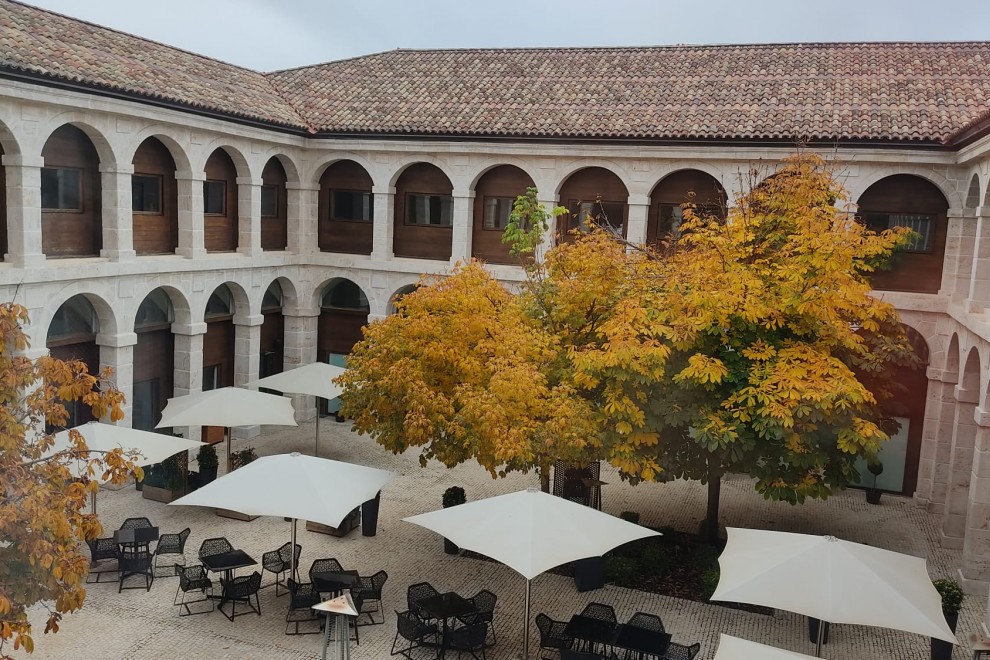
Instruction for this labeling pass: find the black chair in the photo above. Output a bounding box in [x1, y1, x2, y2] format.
[85, 536, 119, 583]
[352, 569, 388, 626]
[460, 589, 497, 645]
[663, 643, 700, 660]
[262, 541, 301, 597]
[536, 613, 574, 659]
[391, 609, 439, 659]
[120, 517, 153, 530]
[154, 527, 190, 577]
[309, 557, 345, 583]
[406, 581, 440, 619]
[447, 620, 488, 659]
[285, 578, 321, 635]
[173, 564, 214, 616]
[117, 542, 154, 592]
[198, 537, 234, 561]
[580, 602, 617, 627]
[626, 612, 664, 633]
[219, 571, 262, 621]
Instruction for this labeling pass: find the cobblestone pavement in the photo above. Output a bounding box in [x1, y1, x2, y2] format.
[13, 420, 985, 659]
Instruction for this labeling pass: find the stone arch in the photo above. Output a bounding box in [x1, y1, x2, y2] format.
[124, 128, 192, 174]
[960, 346, 982, 392]
[552, 159, 635, 197]
[647, 168, 729, 246]
[198, 280, 251, 320]
[966, 173, 981, 209]
[261, 156, 289, 251]
[46, 293, 108, 427]
[308, 152, 378, 186]
[45, 289, 118, 340]
[260, 150, 301, 182]
[387, 155, 457, 190]
[851, 167, 958, 210]
[264, 276, 299, 313]
[41, 123, 105, 257]
[318, 159, 375, 255]
[131, 135, 179, 255]
[194, 141, 252, 179]
[388, 283, 420, 315]
[0, 116, 23, 156]
[316, 278, 370, 375]
[393, 162, 455, 261]
[468, 158, 542, 191]
[472, 164, 537, 264]
[132, 287, 178, 430]
[40, 117, 118, 167]
[556, 165, 630, 239]
[945, 333, 961, 384]
[135, 284, 193, 329]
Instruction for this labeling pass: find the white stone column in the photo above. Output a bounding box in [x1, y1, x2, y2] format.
[961, 408, 990, 587]
[171, 321, 206, 441]
[449, 189, 474, 265]
[232, 312, 263, 439]
[941, 384, 980, 547]
[283, 306, 320, 421]
[96, 331, 138, 425]
[99, 163, 136, 261]
[968, 207, 990, 313]
[286, 182, 319, 256]
[371, 185, 395, 261]
[917, 368, 957, 512]
[940, 208, 971, 300]
[175, 170, 206, 259]
[2, 154, 45, 266]
[626, 194, 650, 246]
[236, 176, 262, 257]
[534, 197, 558, 264]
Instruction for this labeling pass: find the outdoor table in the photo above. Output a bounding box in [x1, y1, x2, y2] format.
[312, 570, 360, 597]
[565, 614, 616, 654]
[416, 592, 478, 658]
[114, 526, 158, 591]
[201, 549, 257, 603]
[613, 623, 671, 659]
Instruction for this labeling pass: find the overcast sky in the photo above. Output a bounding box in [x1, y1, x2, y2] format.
[20, 0, 990, 71]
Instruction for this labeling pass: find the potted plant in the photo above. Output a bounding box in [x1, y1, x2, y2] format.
[865, 462, 884, 505]
[231, 446, 257, 470]
[442, 486, 466, 554]
[197, 443, 219, 485]
[931, 578, 963, 660]
[142, 455, 186, 503]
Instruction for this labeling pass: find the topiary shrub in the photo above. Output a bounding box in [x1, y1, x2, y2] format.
[604, 556, 639, 588]
[933, 578, 964, 615]
[619, 510, 640, 525]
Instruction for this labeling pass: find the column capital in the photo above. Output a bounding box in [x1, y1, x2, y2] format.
[233, 313, 265, 327]
[956, 384, 980, 405]
[372, 185, 396, 195]
[175, 170, 206, 182]
[95, 331, 138, 348]
[283, 305, 321, 318]
[171, 321, 208, 336]
[236, 177, 264, 186]
[2, 154, 44, 168]
[627, 194, 651, 206]
[976, 407, 990, 428]
[286, 181, 320, 191]
[99, 164, 134, 175]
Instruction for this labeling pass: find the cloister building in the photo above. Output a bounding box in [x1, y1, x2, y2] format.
[2, 1, 990, 588]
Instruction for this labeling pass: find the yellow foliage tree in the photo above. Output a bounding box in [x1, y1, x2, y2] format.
[0, 302, 139, 657]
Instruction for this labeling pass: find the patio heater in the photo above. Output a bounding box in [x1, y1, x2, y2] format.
[313, 593, 359, 660]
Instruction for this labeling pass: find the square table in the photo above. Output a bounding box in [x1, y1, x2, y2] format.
[564, 614, 616, 654]
[201, 549, 257, 603]
[312, 570, 360, 597]
[613, 624, 671, 659]
[416, 592, 478, 658]
[114, 526, 158, 592]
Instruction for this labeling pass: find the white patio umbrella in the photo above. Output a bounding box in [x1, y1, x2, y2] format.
[711, 528, 957, 657]
[170, 452, 395, 580]
[250, 362, 347, 456]
[156, 387, 297, 473]
[51, 421, 205, 512]
[714, 634, 820, 660]
[403, 487, 661, 658]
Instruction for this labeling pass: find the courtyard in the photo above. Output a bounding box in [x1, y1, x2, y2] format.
[10, 418, 985, 659]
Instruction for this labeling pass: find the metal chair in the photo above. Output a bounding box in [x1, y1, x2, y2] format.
[536, 613, 574, 659]
[580, 602, 617, 627]
[173, 564, 214, 616]
[198, 536, 233, 561]
[406, 581, 440, 619]
[285, 578, 321, 635]
[391, 609, 439, 659]
[626, 612, 664, 633]
[351, 569, 388, 625]
[119, 517, 153, 530]
[154, 527, 190, 577]
[460, 589, 497, 645]
[85, 536, 119, 583]
[663, 642, 700, 660]
[447, 620, 488, 659]
[308, 557, 345, 583]
[219, 571, 262, 621]
[262, 541, 301, 596]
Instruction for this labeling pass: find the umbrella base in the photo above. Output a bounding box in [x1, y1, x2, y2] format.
[216, 508, 259, 522]
[306, 510, 360, 537]
[808, 617, 829, 645]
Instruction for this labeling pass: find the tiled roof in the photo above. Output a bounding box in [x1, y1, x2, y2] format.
[2, 1, 990, 145]
[268, 44, 990, 144]
[0, 0, 307, 129]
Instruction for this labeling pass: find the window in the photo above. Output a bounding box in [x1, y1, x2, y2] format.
[41, 167, 82, 211]
[406, 194, 453, 226]
[131, 174, 162, 213]
[659, 204, 684, 235]
[572, 199, 624, 232]
[202, 364, 221, 391]
[203, 180, 226, 215]
[865, 213, 933, 252]
[331, 190, 373, 222]
[483, 197, 516, 231]
[261, 184, 278, 218]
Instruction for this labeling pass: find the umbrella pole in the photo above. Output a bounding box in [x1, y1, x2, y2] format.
[225, 426, 231, 474]
[315, 397, 321, 456]
[91, 490, 96, 515]
[816, 618, 825, 657]
[291, 518, 298, 583]
[522, 578, 531, 659]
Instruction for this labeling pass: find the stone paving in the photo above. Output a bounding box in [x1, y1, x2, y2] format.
[12, 419, 987, 659]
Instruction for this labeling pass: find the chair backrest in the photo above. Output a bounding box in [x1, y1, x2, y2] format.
[279, 541, 301, 565]
[472, 589, 496, 614]
[309, 557, 344, 580]
[177, 527, 190, 550]
[535, 613, 551, 639]
[198, 537, 233, 558]
[580, 602, 617, 625]
[246, 571, 262, 593]
[287, 578, 317, 608]
[177, 564, 208, 590]
[665, 642, 701, 660]
[627, 611, 664, 633]
[368, 570, 388, 595]
[450, 621, 487, 650]
[120, 517, 152, 530]
[396, 610, 429, 641]
[407, 581, 440, 609]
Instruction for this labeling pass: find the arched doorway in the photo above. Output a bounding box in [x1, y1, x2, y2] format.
[261, 157, 288, 251]
[259, 281, 285, 381]
[472, 165, 536, 264]
[319, 160, 374, 255]
[202, 284, 235, 443]
[318, 279, 370, 415]
[47, 295, 100, 428]
[394, 163, 453, 260]
[203, 149, 238, 252]
[133, 289, 175, 431]
[557, 167, 628, 242]
[648, 169, 727, 246]
[132, 137, 178, 255]
[41, 125, 103, 257]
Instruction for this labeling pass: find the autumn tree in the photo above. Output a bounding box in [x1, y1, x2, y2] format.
[0, 302, 138, 657]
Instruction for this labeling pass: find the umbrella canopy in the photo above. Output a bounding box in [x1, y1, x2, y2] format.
[250, 363, 346, 456]
[156, 386, 297, 429]
[404, 487, 660, 658]
[711, 528, 956, 646]
[714, 635, 820, 660]
[52, 421, 204, 479]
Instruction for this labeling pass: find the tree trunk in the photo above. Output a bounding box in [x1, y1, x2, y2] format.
[701, 465, 722, 543]
[539, 466, 551, 493]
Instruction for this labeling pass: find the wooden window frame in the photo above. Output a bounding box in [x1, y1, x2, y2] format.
[569, 198, 625, 232]
[131, 173, 163, 214]
[41, 166, 83, 212]
[405, 192, 453, 227]
[260, 184, 279, 218]
[864, 212, 935, 254]
[203, 180, 227, 216]
[482, 196, 517, 232]
[330, 189, 374, 223]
